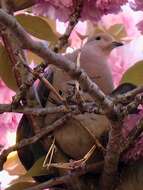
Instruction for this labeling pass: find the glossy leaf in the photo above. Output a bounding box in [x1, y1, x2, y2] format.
[15, 14, 58, 42]
[41, 16, 59, 37]
[120, 60, 143, 85]
[0, 44, 17, 91]
[5, 182, 36, 190]
[92, 26, 105, 35]
[9, 175, 34, 186]
[108, 24, 127, 40]
[4, 152, 26, 176]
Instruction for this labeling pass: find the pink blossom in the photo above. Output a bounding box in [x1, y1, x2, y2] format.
[69, 21, 87, 49]
[108, 37, 143, 86]
[33, 0, 128, 22]
[0, 80, 21, 148]
[0, 80, 15, 103]
[100, 7, 143, 85]
[101, 7, 141, 38]
[122, 109, 143, 162]
[129, 0, 143, 33]
[137, 20, 143, 34]
[122, 138, 143, 161]
[56, 21, 87, 49]
[130, 0, 143, 11]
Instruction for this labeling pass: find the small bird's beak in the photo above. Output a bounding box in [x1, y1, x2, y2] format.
[112, 41, 124, 48]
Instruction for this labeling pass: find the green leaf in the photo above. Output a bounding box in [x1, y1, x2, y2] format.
[0, 44, 17, 91]
[15, 14, 58, 42]
[41, 16, 60, 36]
[120, 60, 143, 85]
[5, 182, 36, 190]
[4, 152, 26, 176]
[9, 175, 34, 186]
[25, 156, 50, 177]
[108, 24, 127, 40]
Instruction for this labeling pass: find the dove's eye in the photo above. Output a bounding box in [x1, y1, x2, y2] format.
[59, 90, 63, 95]
[95, 36, 101, 40]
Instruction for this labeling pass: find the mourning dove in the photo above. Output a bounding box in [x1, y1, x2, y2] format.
[16, 33, 123, 183]
[44, 33, 123, 160]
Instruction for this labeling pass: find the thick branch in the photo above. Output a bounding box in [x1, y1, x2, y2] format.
[54, 0, 84, 52]
[100, 120, 123, 190]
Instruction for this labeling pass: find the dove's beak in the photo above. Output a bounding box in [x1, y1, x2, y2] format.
[112, 41, 124, 48]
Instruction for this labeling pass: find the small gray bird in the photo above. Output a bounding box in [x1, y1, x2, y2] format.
[44, 33, 123, 160]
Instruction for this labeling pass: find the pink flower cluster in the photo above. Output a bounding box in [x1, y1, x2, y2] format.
[0, 81, 21, 148]
[101, 8, 142, 86]
[33, 0, 128, 22]
[122, 109, 143, 162]
[130, 0, 143, 11]
[130, 0, 143, 34]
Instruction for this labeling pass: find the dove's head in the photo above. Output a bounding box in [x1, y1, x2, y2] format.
[86, 33, 123, 56]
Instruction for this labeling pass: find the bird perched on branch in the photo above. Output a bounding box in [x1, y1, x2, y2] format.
[45, 33, 123, 160]
[16, 33, 124, 186]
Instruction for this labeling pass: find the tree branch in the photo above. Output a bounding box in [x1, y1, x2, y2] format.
[114, 85, 143, 104]
[100, 120, 123, 190]
[54, 0, 84, 52]
[0, 102, 102, 115]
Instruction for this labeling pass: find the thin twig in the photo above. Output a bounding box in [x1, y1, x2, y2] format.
[120, 94, 143, 117]
[21, 60, 66, 105]
[114, 85, 143, 104]
[0, 7, 21, 87]
[0, 102, 103, 115]
[54, 0, 84, 52]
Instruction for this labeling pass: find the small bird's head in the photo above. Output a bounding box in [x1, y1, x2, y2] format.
[86, 33, 123, 55]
